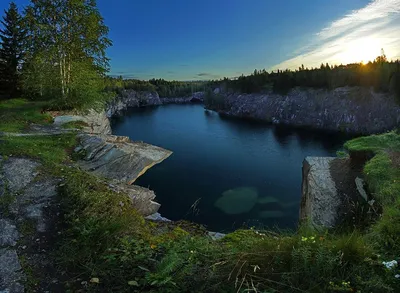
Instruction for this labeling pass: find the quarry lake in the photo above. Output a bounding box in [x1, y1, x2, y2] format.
[112, 104, 349, 232]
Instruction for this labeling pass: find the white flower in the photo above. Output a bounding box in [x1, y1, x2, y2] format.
[395, 274, 400, 279]
[382, 260, 398, 269]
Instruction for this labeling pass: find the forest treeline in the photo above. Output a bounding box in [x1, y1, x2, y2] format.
[104, 76, 208, 98]
[211, 52, 400, 101]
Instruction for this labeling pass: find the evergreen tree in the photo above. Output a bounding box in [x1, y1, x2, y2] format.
[0, 2, 25, 98]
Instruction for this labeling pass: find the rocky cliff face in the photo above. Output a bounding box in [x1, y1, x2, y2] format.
[107, 90, 205, 117]
[160, 91, 205, 104]
[209, 87, 400, 134]
[106, 90, 162, 117]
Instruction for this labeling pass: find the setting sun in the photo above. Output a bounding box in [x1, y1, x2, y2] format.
[337, 37, 382, 64]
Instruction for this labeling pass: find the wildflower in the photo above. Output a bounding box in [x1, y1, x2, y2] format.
[395, 274, 400, 279]
[150, 244, 157, 249]
[382, 260, 398, 269]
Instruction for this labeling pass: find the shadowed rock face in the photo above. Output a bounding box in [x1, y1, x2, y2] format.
[107, 90, 162, 117]
[208, 87, 400, 134]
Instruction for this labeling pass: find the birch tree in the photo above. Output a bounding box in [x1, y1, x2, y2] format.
[23, 0, 111, 108]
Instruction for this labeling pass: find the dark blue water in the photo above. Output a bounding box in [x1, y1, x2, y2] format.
[112, 104, 349, 232]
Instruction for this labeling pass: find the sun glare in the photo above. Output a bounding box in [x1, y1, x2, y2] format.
[339, 38, 381, 64]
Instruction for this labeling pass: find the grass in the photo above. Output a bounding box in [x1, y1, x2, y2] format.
[345, 131, 400, 257]
[344, 131, 400, 153]
[0, 134, 77, 171]
[0, 98, 53, 132]
[1, 98, 399, 292]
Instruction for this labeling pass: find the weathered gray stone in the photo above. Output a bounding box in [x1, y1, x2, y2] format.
[145, 213, 171, 222]
[78, 134, 172, 184]
[0, 249, 24, 293]
[82, 109, 112, 135]
[0, 220, 19, 247]
[54, 109, 111, 135]
[355, 177, 368, 202]
[300, 157, 339, 227]
[53, 115, 86, 125]
[20, 179, 57, 232]
[3, 158, 39, 193]
[208, 231, 226, 241]
[110, 184, 161, 216]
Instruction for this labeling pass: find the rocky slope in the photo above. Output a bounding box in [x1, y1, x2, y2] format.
[208, 87, 400, 134]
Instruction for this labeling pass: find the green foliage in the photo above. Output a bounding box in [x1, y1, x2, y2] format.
[0, 134, 77, 168]
[0, 98, 52, 132]
[21, 0, 112, 109]
[344, 131, 400, 153]
[0, 1, 25, 99]
[345, 132, 400, 258]
[105, 76, 209, 98]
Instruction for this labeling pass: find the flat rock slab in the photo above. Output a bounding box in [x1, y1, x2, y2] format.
[78, 134, 172, 184]
[3, 158, 39, 193]
[0, 249, 24, 293]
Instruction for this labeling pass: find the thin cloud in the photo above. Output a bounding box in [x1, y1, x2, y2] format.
[196, 73, 220, 79]
[272, 0, 400, 70]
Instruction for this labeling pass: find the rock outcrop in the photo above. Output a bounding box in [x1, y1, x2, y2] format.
[300, 157, 339, 227]
[208, 87, 400, 134]
[54, 109, 111, 134]
[300, 156, 366, 228]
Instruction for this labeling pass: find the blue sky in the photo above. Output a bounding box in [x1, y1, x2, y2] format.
[1, 0, 400, 80]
